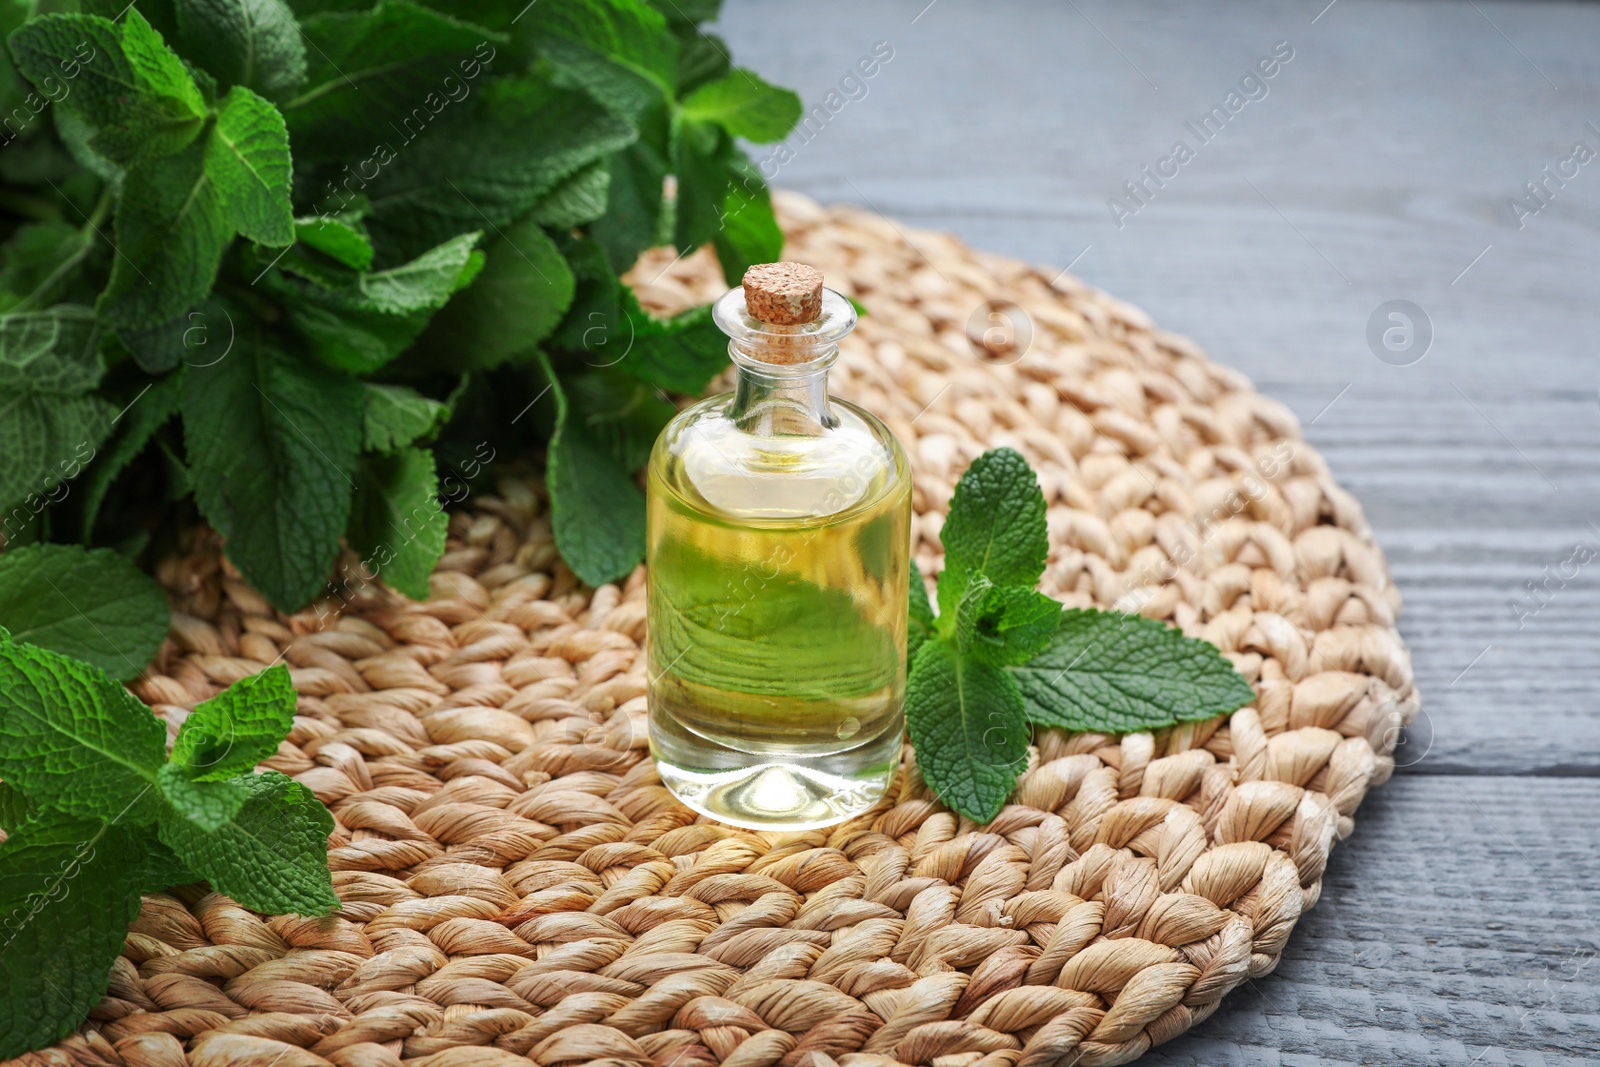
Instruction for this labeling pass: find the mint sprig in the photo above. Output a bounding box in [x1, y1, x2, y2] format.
[0, 633, 337, 1058]
[908, 448, 1256, 822]
[2, 0, 803, 611]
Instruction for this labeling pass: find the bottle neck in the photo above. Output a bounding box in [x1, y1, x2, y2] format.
[726, 344, 839, 434]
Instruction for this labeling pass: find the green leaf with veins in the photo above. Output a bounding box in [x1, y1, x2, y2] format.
[168, 662, 296, 781]
[275, 233, 482, 373]
[287, 1, 507, 159]
[614, 290, 728, 395]
[411, 216, 574, 373]
[536, 351, 647, 587]
[363, 78, 634, 262]
[98, 139, 231, 329]
[532, 160, 612, 229]
[0, 306, 114, 517]
[953, 574, 1062, 667]
[0, 631, 164, 823]
[155, 768, 339, 914]
[182, 337, 362, 612]
[905, 637, 1030, 824]
[156, 763, 249, 831]
[680, 68, 801, 143]
[0, 545, 170, 680]
[296, 214, 374, 271]
[0, 809, 153, 1060]
[520, 0, 677, 123]
[204, 85, 295, 246]
[560, 366, 675, 472]
[0, 781, 33, 831]
[175, 0, 308, 100]
[588, 140, 667, 274]
[908, 570, 936, 666]
[0, 223, 94, 313]
[670, 116, 731, 253]
[936, 446, 1048, 620]
[358, 233, 483, 313]
[711, 157, 783, 285]
[347, 446, 447, 601]
[119, 8, 206, 117]
[361, 383, 449, 452]
[673, 29, 730, 95]
[1010, 608, 1257, 734]
[7, 14, 140, 130]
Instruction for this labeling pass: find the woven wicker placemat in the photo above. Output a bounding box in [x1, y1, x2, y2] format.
[17, 193, 1418, 1067]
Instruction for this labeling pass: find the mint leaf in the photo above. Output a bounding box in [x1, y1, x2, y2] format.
[0, 222, 93, 313]
[296, 214, 374, 271]
[277, 233, 482, 373]
[0, 308, 114, 515]
[908, 570, 936, 665]
[359, 232, 483, 313]
[156, 768, 339, 915]
[616, 292, 728, 394]
[1011, 608, 1257, 734]
[522, 0, 677, 123]
[905, 638, 1029, 824]
[588, 143, 667, 274]
[137, 837, 198, 894]
[169, 663, 296, 781]
[0, 307, 103, 394]
[0, 545, 170, 681]
[532, 160, 611, 229]
[0, 810, 151, 1060]
[77, 371, 183, 539]
[8, 11, 202, 165]
[205, 85, 295, 246]
[673, 29, 729, 94]
[711, 161, 782, 286]
[537, 351, 645, 587]
[936, 446, 1048, 618]
[288, 2, 506, 159]
[175, 0, 308, 100]
[0, 632, 163, 823]
[86, 10, 208, 165]
[0, 781, 32, 831]
[156, 763, 249, 831]
[412, 217, 574, 372]
[364, 78, 634, 261]
[119, 8, 206, 118]
[560, 366, 674, 472]
[347, 446, 447, 601]
[99, 139, 230, 328]
[183, 339, 362, 611]
[680, 68, 801, 143]
[953, 574, 1061, 668]
[7, 14, 138, 130]
[671, 116, 731, 253]
[362, 383, 448, 452]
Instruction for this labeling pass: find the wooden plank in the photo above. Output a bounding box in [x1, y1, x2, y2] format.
[720, 0, 1600, 771]
[1140, 774, 1600, 1066]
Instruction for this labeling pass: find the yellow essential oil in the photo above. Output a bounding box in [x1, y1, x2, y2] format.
[646, 264, 911, 830]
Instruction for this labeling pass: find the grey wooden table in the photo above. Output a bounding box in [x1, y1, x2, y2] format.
[719, 2, 1600, 1063]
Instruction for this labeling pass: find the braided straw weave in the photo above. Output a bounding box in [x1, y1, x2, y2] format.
[16, 193, 1418, 1067]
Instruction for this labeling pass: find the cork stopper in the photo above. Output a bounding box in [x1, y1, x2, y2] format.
[742, 262, 824, 326]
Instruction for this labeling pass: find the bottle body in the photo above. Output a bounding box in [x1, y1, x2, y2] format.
[646, 389, 911, 830]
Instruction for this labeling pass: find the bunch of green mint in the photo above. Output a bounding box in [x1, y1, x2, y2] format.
[0, 0, 800, 614]
[907, 448, 1256, 822]
[0, 629, 333, 1058]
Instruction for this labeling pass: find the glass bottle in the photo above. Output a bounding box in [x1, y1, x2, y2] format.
[646, 263, 912, 830]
